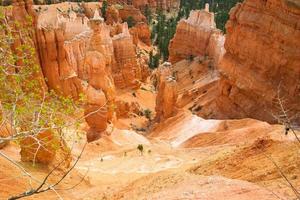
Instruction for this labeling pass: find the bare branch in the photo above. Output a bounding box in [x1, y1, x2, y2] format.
[7, 142, 87, 200]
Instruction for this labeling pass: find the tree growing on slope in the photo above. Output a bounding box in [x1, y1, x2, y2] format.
[0, 7, 89, 200]
[137, 144, 144, 156]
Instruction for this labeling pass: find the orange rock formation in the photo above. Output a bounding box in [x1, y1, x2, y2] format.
[106, 0, 179, 11]
[169, 8, 225, 65]
[155, 62, 178, 122]
[20, 130, 71, 167]
[215, 0, 300, 123]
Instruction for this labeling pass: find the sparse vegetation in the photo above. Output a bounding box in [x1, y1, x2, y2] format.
[125, 16, 136, 28]
[0, 9, 88, 200]
[101, 0, 108, 19]
[137, 144, 144, 156]
[143, 109, 152, 121]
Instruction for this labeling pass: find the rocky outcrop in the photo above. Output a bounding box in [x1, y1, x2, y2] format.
[115, 100, 141, 118]
[169, 7, 225, 65]
[36, 9, 89, 98]
[106, 0, 179, 11]
[84, 86, 109, 142]
[20, 130, 71, 167]
[0, 104, 12, 149]
[36, 5, 149, 94]
[112, 23, 143, 89]
[155, 63, 178, 122]
[129, 22, 151, 46]
[214, 0, 300, 123]
[118, 5, 147, 24]
[83, 12, 117, 142]
[0, 123, 12, 149]
[106, 5, 121, 25]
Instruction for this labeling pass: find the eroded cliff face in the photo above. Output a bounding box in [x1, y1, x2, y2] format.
[169, 8, 225, 65]
[106, 0, 179, 11]
[155, 63, 178, 122]
[34, 5, 151, 141]
[215, 0, 300, 123]
[36, 5, 150, 94]
[112, 24, 144, 89]
[118, 5, 147, 24]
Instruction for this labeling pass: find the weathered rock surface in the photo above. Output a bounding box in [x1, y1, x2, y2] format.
[115, 100, 141, 118]
[84, 86, 109, 142]
[106, 0, 179, 11]
[0, 124, 12, 149]
[0, 105, 12, 149]
[112, 23, 143, 89]
[20, 130, 71, 167]
[36, 5, 149, 94]
[169, 8, 225, 65]
[155, 63, 178, 122]
[214, 0, 300, 123]
[106, 5, 121, 25]
[118, 5, 147, 24]
[36, 8, 88, 98]
[130, 22, 151, 46]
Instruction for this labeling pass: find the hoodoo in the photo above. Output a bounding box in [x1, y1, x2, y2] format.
[169, 6, 225, 65]
[0, 0, 299, 200]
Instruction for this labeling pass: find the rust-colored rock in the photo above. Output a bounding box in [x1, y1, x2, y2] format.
[169, 9, 225, 65]
[83, 12, 117, 142]
[20, 130, 71, 167]
[84, 86, 108, 142]
[105, 0, 179, 11]
[36, 10, 87, 98]
[118, 5, 147, 24]
[129, 22, 151, 46]
[112, 23, 143, 89]
[35, 4, 149, 95]
[106, 5, 121, 25]
[116, 100, 141, 118]
[0, 123, 12, 149]
[0, 104, 12, 149]
[155, 63, 178, 122]
[214, 0, 300, 123]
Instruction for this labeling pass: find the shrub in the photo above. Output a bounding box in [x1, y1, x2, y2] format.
[143, 109, 152, 120]
[137, 144, 144, 156]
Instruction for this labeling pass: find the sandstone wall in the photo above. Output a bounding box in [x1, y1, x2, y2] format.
[169, 9, 225, 65]
[112, 23, 145, 89]
[216, 0, 300, 123]
[106, 0, 179, 11]
[155, 63, 178, 122]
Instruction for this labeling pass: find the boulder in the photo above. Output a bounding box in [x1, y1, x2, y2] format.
[84, 86, 108, 142]
[20, 130, 71, 167]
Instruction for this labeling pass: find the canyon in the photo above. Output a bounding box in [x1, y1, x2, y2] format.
[0, 0, 299, 200]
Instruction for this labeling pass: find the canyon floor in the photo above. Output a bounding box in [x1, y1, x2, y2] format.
[0, 84, 299, 200]
[0, 0, 299, 199]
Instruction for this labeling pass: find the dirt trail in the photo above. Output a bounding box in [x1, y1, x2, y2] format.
[0, 92, 299, 200]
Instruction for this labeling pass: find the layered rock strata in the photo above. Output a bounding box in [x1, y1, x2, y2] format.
[155, 62, 178, 122]
[105, 0, 179, 11]
[168, 8, 225, 65]
[20, 130, 71, 167]
[112, 23, 144, 89]
[214, 0, 300, 123]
